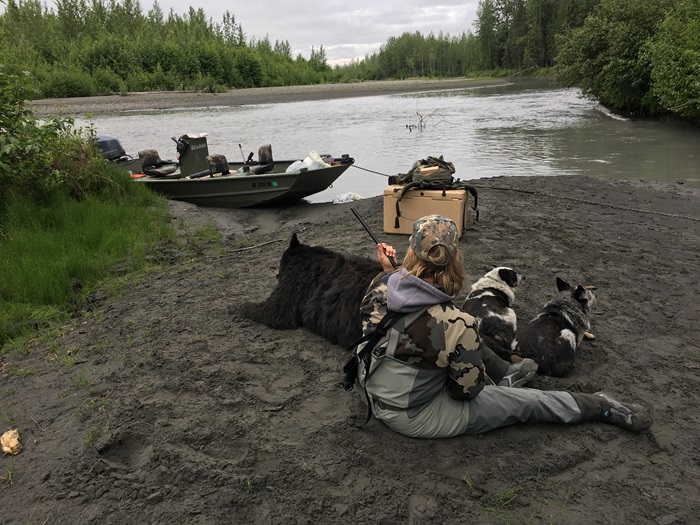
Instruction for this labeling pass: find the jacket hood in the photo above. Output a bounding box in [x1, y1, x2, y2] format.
[386, 268, 454, 313]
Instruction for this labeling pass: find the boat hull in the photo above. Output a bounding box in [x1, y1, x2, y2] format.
[134, 161, 352, 208]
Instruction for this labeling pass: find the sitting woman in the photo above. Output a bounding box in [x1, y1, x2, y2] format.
[355, 214, 652, 438]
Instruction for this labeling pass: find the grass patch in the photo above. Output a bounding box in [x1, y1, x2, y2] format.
[0, 174, 175, 352]
[463, 473, 573, 525]
[192, 223, 221, 244]
[0, 459, 15, 486]
[75, 396, 108, 422]
[6, 366, 35, 378]
[482, 484, 522, 523]
[0, 407, 16, 427]
[0, 387, 15, 399]
[84, 425, 107, 448]
[73, 374, 92, 390]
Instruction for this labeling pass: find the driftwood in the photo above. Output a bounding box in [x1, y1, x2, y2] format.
[406, 108, 455, 131]
[229, 239, 284, 253]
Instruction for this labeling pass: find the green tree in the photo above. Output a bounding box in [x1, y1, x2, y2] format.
[0, 1, 335, 95]
[475, 0, 501, 69]
[218, 10, 244, 46]
[524, 0, 556, 67]
[647, 0, 700, 118]
[557, 0, 673, 114]
[309, 45, 330, 73]
[273, 39, 292, 59]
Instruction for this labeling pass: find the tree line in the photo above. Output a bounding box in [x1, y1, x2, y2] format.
[0, 0, 697, 120]
[557, 0, 700, 119]
[341, 0, 601, 80]
[0, 0, 333, 96]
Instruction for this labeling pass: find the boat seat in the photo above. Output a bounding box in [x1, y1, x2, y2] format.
[139, 149, 164, 168]
[258, 144, 273, 164]
[137, 149, 178, 177]
[207, 154, 231, 175]
[143, 163, 178, 177]
[250, 163, 274, 175]
[245, 144, 274, 174]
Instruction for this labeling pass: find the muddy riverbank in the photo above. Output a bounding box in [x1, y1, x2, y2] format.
[2, 174, 699, 524]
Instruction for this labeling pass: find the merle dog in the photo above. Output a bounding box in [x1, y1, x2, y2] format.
[515, 277, 596, 377]
[461, 266, 524, 362]
[239, 233, 381, 348]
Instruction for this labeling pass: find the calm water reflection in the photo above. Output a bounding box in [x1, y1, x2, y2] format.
[77, 80, 700, 204]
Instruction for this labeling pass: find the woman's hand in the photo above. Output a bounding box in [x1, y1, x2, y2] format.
[377, 243, 397, 271]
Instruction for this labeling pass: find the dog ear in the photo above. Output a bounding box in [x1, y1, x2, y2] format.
[556, 277, 571, 291]
[483, 264, 495, 273]
[573, 285, 588, 301]
[498, 268, 518, 287]
[289, 233, 300, 249]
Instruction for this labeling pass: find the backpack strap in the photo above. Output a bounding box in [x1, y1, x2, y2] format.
[342, 305, 430, 424]
[456, 183, 479, 221]
[341, 310, 403, 391]
[394, 180, 480, 229]
[394, 181, 425, 228]
[447, 181, 480, 222]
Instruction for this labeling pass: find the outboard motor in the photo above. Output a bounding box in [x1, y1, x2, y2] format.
[96, 135, 127, 162]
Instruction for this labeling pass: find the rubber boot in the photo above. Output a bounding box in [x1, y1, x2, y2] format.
[497, 359, 538, 388]
[570, 392, 653, 432]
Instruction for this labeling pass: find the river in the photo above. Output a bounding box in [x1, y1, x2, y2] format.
[76, 79, 700, 205]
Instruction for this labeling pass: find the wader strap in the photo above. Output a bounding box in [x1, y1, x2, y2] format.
[360, 305, 430, 424]
[341, 311, 404, 391]
[451, 182, 479, 221]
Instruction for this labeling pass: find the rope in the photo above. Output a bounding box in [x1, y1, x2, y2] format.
[346, 167, 699, 222]
[477, 184, 700, 222]
[351, 164, 392, 177]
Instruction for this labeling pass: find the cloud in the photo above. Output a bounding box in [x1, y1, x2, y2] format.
[124, 0, 480, 62]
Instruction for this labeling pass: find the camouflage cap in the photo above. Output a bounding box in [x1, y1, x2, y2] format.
[409, 214, 458, 262]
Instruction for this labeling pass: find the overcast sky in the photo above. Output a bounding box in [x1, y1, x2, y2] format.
[138, 0, 481, 64]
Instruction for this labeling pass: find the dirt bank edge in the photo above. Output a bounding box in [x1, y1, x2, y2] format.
[29, 78, 512, 117]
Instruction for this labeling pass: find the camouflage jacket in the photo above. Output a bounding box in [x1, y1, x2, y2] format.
[359, 270, 485, 409]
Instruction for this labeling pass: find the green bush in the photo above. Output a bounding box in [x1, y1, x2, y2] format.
[43, 67, 97, 98]
[234, 49, 264, 88]
[556, 0, 674, 114]
[192, 74, 227, 93]
[196, 44, 225, 80]
[0, 66, 175, 348]
[125, 67, 178, 92]
[647, 0, 700, 119]
[0, 66, 134, 210]
[83, 36, 139, 78]
[93, 67, 125, 95]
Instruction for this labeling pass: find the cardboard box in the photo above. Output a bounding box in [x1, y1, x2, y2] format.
[383, 185, 469, 237]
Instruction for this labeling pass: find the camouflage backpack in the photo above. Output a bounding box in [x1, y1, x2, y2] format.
[394, 155, 456, 185]
[341, 306, 430, 424]
[389, 155, 480, 228]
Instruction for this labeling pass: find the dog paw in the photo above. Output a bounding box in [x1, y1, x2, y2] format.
[583, 331, 596, 340]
